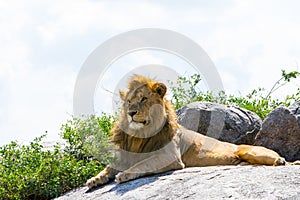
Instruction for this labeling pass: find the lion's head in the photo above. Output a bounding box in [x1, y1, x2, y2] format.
[110, 75, 178, 152]
[119, 75, 169, 138]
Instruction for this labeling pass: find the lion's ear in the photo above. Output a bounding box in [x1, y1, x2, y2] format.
[119, 90, 127, 101]
[152, 82, 167, 98]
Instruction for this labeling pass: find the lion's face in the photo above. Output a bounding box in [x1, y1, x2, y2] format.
[119, 77, 168, 138]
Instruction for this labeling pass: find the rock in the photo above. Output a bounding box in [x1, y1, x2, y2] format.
[55, 166, 300, 200]
[176, 102, 262, 144]
[254, 101, 300, 162]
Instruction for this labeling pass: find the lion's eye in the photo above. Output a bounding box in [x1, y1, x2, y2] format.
[127, 100, 131, 105]
[140, 97, 147, 103]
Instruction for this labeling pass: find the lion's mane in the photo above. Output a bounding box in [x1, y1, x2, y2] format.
[109, 75, 179, 153]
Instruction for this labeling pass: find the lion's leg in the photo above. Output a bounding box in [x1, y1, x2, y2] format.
[86, 166, 119, 189]
[235, 145, 286, 166]
[115, 154, 185, 183]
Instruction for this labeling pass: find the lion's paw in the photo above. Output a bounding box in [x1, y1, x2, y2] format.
[115, 172, 130, 183]
[274, 157, 286, 166]
[86, 175, 109, 189]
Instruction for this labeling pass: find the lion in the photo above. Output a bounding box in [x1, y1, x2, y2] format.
[86, 75, 299, 189]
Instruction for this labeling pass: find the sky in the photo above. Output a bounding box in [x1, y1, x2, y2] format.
[1, 0, 300, 146]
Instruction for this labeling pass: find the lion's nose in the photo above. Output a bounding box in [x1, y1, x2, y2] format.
[128, 111, 137, 117]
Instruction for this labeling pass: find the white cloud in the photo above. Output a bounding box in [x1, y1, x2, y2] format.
[0, 0, 32, 77]
[186, 0, 300, 96]
[0, 1, 76, 145]
[37, 0, 166, 45]
[0, 63, 76, 145]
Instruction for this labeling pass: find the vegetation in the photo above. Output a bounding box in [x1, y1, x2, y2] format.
[169, 70, 300, 119]
[0, 69, 299, 199]
[60, 114, 115, 165]
[0, 114, 114, 200]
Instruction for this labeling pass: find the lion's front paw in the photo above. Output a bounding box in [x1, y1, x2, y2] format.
[86, 175, 109, 189]
[116, 172, 133, 183]
[115, 172, 127, 183]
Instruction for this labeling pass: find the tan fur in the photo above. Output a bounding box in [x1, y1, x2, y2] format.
[86, 75, 298, 189]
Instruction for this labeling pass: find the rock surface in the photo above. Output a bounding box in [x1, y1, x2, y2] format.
[56, 166, 300, 200]
[177, 102, 262, 144]
[254, 101, 300, 162]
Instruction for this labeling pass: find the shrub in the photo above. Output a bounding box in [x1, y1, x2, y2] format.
[60, 114, 116, 165]
[0, 114, 114, 200]
[170, 70, 300, 119]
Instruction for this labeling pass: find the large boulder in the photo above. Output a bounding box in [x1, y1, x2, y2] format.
[56, 166, 300, 200]
[176, 102, 262, 144]
[254, 101, 300, 162]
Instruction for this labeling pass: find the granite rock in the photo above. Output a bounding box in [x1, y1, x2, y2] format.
[56, 166, 300, 200]
[254, 101, 300, 162]
[177, 102, 262, 144]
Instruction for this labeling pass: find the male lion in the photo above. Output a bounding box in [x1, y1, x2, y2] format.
[87, 75, 298, 189]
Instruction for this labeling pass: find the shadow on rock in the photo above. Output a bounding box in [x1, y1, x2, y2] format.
[85, 171, 174, 196]
[109, 171, 174, 196]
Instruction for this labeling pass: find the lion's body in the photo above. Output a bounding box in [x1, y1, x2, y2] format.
[180, 128, 283, 167]
[87, 75, 295, 189]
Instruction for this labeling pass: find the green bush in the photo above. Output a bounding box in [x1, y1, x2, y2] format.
[0, 114, 114, 200]
[170, 70, 300, 119]
[0, 135, 101, 199]
[60, 114, 116, 165]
